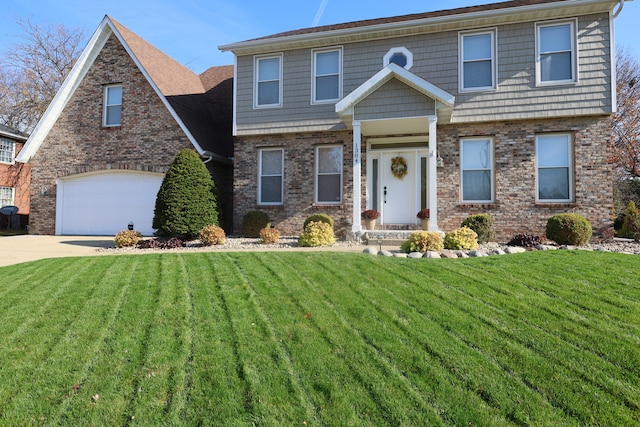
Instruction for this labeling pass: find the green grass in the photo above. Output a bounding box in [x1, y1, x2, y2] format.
[0, 250, 639, 425]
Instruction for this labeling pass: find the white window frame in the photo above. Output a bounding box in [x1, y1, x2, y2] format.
[460, 137, 495, 203]
[536, 134, 574, 203]
[312, 47, 343, 104]
[459, 29, 497, 92]
[258, 148, 284, 205]
[315, 145, 343, 204]
[103, 84, 122, 127]
[383, 46, 413, 70]
[535, 19, 578, 86]
[0, 186, 14, 207]
[0, 138, 16, 164]
[254, 54, 283, 108]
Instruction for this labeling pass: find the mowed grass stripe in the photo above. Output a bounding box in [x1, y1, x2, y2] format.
[236, 252, 427, 426]
[305, 254, 566, 426]
[180, 254, 247, 425]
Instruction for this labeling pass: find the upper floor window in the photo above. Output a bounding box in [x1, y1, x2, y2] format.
[316, 145, 343, 204]
[0, 186, 14, 207]
[460, 138, 494, 203]
[313, 48, 342, 103]
[536, 20, 577, 85]
[258, 148, 284, 205]
[383, 47, 413, 70]
[255, 54, 282, 108]
[536, 134, 573, 202]
[0, 139, 15, 164]
[103, 85, 122, 127]
[459, 30, 496, 92]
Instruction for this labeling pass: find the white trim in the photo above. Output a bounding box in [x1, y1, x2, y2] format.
[232, 56, 238, 136]
[383, 46, 413, 70]
[610, 9, 617, 113]
[258, 147, 284, 205]
[311, 46, 343, 104]
[535, 19, 579, 86]
[315, 144, 343, 204]
[458, 28, 497, 93]
[460, 137, 495, 203]
[254, 53, 283, 108]
[535, 133, 574, 203]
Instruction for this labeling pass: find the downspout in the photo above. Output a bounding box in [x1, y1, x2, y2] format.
[613, 0, 626, 18]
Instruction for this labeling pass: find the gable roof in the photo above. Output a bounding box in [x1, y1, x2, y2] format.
[0, 124, 28, 142]
[220, 0, 627, 54]
[17, 16, 233, 163]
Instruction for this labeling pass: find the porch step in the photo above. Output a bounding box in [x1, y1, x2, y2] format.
[362, 230, 418, 247]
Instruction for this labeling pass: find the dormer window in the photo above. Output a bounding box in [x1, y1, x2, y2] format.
[103, 85, 122, 127]
[383, 47, 413, 70]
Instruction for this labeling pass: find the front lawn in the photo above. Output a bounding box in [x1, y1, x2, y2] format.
[0, 251, 638, 425]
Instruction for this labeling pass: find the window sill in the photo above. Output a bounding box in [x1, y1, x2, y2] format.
[458, 203, 497, 209]
[312, 203, 344, 208]
[535, 202, 576, 208]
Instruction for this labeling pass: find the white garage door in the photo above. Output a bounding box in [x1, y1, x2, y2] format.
[56, 171, 164, 236]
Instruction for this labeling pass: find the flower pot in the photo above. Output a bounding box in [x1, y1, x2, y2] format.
[363, 218, 377, 230]
[420, 218, 430, 231]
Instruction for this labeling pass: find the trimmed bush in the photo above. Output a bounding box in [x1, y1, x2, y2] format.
[199, 225, 226, 246]
[114, 230, 142, 248]
[137, 237, 185, 249]
[461, 214, 495, 243]
[303, 213, 334, 230]
[152, 149, 219, 240]
[444, 227, 478, 250]
[298, 221, 335, 247]
[259, 227, 281, 244]
[401, 231, 444, 253]
[507, 234, 542, 248]
[546, 213, 592, 245]
[618, 201, 640, 240]
[242, 211, 271, 237]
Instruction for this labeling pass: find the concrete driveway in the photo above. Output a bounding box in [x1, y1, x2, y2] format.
[0, 235, 114, 267]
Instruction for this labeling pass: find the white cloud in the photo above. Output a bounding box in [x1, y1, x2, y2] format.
[312, 0, 329, 27]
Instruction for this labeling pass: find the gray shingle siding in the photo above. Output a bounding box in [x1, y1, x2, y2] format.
[234, 12, 612, 134]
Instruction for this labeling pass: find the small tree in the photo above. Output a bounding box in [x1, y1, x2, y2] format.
[152, 149, 218, 239]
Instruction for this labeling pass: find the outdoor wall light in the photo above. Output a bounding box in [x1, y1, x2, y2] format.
[128, 221, 134, 231]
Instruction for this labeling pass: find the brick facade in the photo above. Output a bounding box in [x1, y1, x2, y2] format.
[28, 34, 232, 234]
[0, 139, 30, 228]
[235, 116, 613, 241]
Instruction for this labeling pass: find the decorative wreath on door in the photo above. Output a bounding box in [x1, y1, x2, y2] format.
[390, 156, 408, 179]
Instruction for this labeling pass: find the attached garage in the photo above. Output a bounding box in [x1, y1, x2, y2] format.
[56, 171, 164, 236]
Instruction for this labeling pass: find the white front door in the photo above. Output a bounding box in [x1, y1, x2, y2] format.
[380, 151, 418, 224]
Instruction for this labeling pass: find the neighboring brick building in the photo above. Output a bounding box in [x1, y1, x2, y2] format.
[17, 16, 233, 235]
[220, 0, 624, 240]
[0, 124, 30, 230]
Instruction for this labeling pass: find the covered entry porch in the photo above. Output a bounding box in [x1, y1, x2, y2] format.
[334, 63, 455, 234]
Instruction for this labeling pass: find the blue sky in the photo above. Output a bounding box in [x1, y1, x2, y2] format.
[1, 0, 638, 74]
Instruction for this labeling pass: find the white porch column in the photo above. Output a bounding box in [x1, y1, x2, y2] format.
[352, 121, 362, 233]
[427, 115, 438, 231]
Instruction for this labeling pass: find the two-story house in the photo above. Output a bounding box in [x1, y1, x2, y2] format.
[0, 124, 30, 230]
[221, 0, 628, 240]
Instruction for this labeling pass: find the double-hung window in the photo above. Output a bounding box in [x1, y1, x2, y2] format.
[313, 48, 342, 103]
[461, 138, 494, 203]
[460, 30, 496, 92]
[536, 134, 573, 202]
[0, 186, 14, 207]
[258, 148, 283, 205]
[103, 85, 122, 127]
[255, 55, 282, 107]
[0, 138, 15, 164]
[316, 145, 343, 204]
[536, 20, 577, 85]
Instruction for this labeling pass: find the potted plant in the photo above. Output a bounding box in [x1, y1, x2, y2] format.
[362, 209, 380, 230]
[417, 208, 430, 230]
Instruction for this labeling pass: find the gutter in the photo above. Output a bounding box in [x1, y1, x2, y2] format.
[201, 150, 233, 166]
[613, 0, 631, 18]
